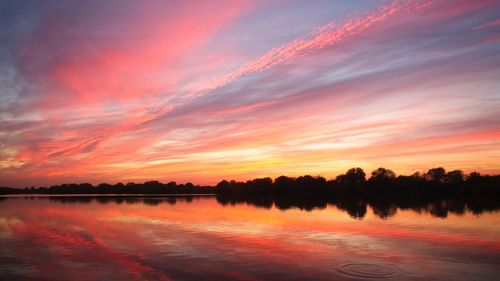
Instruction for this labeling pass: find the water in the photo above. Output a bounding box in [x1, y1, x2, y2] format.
[0, 195, 499, 281]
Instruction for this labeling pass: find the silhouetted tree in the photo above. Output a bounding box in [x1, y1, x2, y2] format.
[446, 170, 464, 184]
[274, 176, 294, 188]
[369, 167, 396, 183]
[467, 171, 482, 184]
[216, 180, 230, 188]
[336, 167, 366, 185]
[425, 167, 447, 183]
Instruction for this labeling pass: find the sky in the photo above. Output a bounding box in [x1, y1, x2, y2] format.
[1, 0, 500, 187]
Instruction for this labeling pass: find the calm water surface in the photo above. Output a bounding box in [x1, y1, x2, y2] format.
[0, 196, 499, 281]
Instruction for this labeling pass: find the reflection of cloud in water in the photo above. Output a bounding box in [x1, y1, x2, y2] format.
[0, 216, 24, 239]
[0, 196, 499, 281]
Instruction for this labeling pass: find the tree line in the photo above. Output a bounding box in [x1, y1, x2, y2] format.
[215, 167, 498, 198]
[0, 180, 213, 195]
[0, 167, 497, 197]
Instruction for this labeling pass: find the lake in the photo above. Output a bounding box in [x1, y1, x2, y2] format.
[0, 195, 499, 281]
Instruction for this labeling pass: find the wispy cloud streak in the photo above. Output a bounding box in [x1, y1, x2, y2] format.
[187, 0, 430, 97]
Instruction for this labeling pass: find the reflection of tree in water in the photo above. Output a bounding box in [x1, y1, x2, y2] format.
[43, 195, 202, 206]
[336, 200, 367, 219]
[370, 200, 397, 219]
[143, 199, 163, 206]
[216, 194, 498, 219]
[5, 193, 498, 220]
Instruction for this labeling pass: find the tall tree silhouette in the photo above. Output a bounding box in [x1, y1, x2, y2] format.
[336, 167, 366, 185]
[370, 168, 396, 183]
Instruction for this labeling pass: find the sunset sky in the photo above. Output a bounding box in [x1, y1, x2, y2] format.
[1, 0, 500, 187]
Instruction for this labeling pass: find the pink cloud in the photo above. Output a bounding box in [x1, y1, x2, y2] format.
[475, 18, 500, 29]
[187, 0, 431, 98]
[18, 1, 256, 107]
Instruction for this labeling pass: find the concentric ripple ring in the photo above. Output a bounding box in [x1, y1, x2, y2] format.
[338, 263, 399, 278]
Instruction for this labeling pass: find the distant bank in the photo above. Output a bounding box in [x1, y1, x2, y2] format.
[1, 167, 498, 197]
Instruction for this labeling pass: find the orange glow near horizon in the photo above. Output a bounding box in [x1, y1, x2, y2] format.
[1, 0, 500, 187]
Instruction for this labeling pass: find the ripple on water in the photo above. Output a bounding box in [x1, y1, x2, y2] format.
[338, 263, 399, 278]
